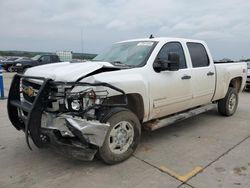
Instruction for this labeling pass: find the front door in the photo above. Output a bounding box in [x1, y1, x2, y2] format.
[149, 42, 193, 120]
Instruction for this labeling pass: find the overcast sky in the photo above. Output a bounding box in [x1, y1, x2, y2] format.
[0, 0, 250, 60]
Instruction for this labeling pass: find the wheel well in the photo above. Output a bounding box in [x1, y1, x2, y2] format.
[104, 93, 144, 122]
[229, 77, 242, 93]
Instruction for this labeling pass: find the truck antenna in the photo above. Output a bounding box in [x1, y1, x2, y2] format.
[81, 28, 84, 59]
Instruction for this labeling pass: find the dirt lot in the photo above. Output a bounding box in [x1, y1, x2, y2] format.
[0, 72, 250, 188]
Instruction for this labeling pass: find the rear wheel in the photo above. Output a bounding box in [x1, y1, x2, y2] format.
[99, 108, 141, 164]
[218, 87, 238, 116]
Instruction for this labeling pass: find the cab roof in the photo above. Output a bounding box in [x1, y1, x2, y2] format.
[118, 37, 205, 44]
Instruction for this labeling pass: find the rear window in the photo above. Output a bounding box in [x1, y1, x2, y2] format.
[187, 43, 209, 68]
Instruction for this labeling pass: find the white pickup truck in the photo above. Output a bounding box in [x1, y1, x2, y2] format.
[7, 37, 247, 164]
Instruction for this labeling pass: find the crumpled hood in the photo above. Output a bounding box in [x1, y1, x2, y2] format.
[24, 61, 116, 82]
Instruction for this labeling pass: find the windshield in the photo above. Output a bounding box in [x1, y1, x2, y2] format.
[7, 57, 18, 61]
[247, 62, 250, 69]
[14, 57, 29, 61]
[31, 55, 41, 60]
[93, 41, 157, 67]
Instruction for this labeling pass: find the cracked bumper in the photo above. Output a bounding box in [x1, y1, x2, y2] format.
[40, 113, 110, 160]
[41, 113, 110, 147]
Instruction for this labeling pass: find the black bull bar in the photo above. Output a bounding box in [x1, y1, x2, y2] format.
[7, 74, 128, 151]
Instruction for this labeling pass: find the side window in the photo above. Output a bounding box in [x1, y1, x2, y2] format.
[157, 42, 187, 69]
[40, 56, 51, 63]
[187, 43, 209, 68]
[51, 55, 58, 62]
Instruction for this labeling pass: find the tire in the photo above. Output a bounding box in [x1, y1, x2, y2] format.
[6, 66, 12, 72]
[218, 87, 238, 116]
[98, 108, 141, 164]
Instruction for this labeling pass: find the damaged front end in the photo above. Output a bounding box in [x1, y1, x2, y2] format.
[7, 74, 127, 160]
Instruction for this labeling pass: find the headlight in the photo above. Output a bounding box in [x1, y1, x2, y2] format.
[65, 89, 97, 111]
[83, 90, 96, 108]
[65, 99, 82, 111]
[64, 87, 109, 113]
[16, 63, 22, 66]
[71, 100, 81, 111]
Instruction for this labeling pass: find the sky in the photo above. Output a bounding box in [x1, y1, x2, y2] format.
[0, 0, 250, 60]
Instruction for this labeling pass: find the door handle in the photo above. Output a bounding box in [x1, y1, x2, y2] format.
[181, 75, 191, 80]
[207, 71, 215, 76]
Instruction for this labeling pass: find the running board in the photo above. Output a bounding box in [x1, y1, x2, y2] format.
[144, 104, 216, 131]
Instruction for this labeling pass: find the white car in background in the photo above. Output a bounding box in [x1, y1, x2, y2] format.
[246, 61, 250, 90]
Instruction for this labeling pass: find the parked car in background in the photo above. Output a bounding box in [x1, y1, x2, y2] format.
[245, 61, 250, 90]
[3, 57, 19, 62]
[0, 57, 19, 66]
[12, 54, 61, 72]
[0, 57, 8, 62]
[1, 57, 31, 72]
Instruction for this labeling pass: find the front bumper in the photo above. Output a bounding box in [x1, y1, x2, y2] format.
[42, 113, 110, 144]
[42, 129, 99, 161]
[7, 74, 126, 161]
[39, 114, 110, 160]
[11, 65, 24, 72]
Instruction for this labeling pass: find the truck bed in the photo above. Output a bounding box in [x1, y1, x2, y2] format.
[212, 62, 247, 101]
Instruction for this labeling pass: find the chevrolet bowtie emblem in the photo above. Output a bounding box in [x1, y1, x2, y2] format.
[23, 86, 35, 97]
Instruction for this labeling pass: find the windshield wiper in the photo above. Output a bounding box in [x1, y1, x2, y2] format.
[110, 61, 135, 68]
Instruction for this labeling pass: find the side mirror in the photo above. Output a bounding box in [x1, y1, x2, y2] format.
[153, 60, 168, 72]
[153, 52, 180, 72]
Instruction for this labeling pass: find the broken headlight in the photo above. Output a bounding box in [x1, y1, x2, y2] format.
[71, 100, 81, 111]
[65, 88, 107, 112]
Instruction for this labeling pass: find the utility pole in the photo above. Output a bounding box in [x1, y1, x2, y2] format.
[81, 28, 84, 59]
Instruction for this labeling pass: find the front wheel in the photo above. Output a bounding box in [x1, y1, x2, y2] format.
[218, 87, 238, 116]
[6, 66, 13, 72]
[99, 108, 141, 164]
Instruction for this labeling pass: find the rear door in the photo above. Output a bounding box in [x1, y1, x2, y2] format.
[186, 42, 216, 106]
